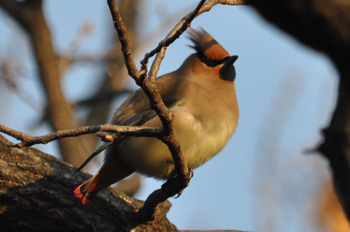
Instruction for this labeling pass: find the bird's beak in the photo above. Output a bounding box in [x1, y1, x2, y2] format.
[225, 55, 238, 65]
[219, 55, 238, 82]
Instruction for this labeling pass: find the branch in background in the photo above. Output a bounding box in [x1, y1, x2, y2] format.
[250, 0, 350, 221]
[1, 58, 43, 116]
[0, 0, 94, 166]
[58, 21, 96, 76]
[59, 5, 195, 77]
[79, 1, 140, 161]
[75, 89, 131, 108]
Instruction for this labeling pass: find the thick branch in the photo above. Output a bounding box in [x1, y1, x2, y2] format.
[0, 134, 176, 232]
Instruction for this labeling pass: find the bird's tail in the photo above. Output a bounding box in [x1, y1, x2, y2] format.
[74, 174, 100, 205]
[74, 152, 135, 205]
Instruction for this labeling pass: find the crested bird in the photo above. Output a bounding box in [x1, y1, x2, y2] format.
[74, 28, 239, 205]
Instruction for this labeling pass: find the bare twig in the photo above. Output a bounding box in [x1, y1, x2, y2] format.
[0, 124, 162, 147]
[140, 0, 248, 74]
[199, 0, 249, 14]
[1, 58, 43, 115]
[58, 21, 95, 76]
[107, 0, 140, 82]
[140, 0, 206, 77]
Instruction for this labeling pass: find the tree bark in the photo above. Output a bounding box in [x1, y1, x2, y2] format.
[0, 134, 176, 232]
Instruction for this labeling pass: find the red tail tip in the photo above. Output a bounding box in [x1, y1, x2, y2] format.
[74, 186, 84, 198]
[82, 197, 91, 205]
[74, 186, 91, 205]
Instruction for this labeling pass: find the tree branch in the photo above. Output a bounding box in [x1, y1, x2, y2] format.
[0, 124, 162, 147]
[0, 134, 176, 232]
[107, 0, 140, 82]
[0, 0, 93, 166]
[106, 0, 207, 219]
[140, 0, 248, 71]
[106, 0, 247, 220]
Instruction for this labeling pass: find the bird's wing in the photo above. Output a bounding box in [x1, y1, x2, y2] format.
[75, 74, 185, 171]
[112, 73, 184, 127]
[75, 89, 163, 171]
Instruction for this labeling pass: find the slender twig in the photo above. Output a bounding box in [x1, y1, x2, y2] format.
[139, 0, 249, 74]
[0, 124, 162, 147]
[140, 0, 206, 77]
[107, 0, 140, 82]
[137, 0, 206, 180]
[199, 0, 249, 14]
[142, 0, 207, 178]
[144, 0, 207, 177]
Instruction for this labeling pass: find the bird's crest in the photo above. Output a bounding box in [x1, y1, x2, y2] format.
[188, 28, 230, 65]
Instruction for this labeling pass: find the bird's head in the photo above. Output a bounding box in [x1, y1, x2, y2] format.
[186, 28, 238, 82]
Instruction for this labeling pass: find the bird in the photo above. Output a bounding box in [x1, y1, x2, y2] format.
[74, 28, 239, 205]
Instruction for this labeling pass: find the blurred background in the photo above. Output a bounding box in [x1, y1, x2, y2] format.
[0, 0, 346, 231]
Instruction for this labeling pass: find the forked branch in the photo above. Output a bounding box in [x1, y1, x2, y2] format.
[106, 0, 247, 220]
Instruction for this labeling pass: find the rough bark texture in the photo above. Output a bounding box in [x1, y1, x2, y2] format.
[0, 135, 176, 232]
[251, 0, 350, 220]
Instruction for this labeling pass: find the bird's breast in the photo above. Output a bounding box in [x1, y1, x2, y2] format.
[114, 80, 238, 179]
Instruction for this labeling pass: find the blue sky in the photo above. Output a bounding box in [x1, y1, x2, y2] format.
[0, 1, 337, 231]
